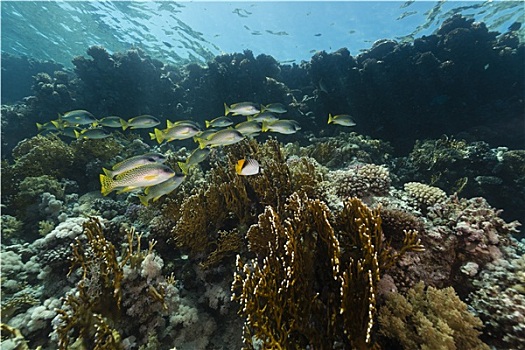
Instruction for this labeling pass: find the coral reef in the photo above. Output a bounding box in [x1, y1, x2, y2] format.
[232, 192, 424, 349]
[404, 182, 447, 210]
[1, 11, 524, 350]
[331, 163, 391, 200]
[291, 131, 393, 168]
[9, 135, 76, 180]
[469, 253, 525, 349]
[378, 281, 489, 350]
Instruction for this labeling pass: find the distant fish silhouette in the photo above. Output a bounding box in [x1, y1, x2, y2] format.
[163, 41, 173, 48]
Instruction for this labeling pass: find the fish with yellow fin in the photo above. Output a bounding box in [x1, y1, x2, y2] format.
[177, 147, 211, 175]
[102, 152, 167, 178]
[99, 163, 175, 196]
[137, 174, 186, 206]
[235, 158, 260, 176]
[327, 113, 356, 127]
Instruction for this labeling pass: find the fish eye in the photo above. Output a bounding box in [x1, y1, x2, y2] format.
[147, 157, 155, 162]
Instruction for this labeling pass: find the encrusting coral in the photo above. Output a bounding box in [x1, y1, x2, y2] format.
[378, 281, 490, 350]
[232, 192, 424, 349]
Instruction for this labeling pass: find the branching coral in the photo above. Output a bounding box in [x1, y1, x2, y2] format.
[170, 139, 321, 267]
[404, 182, 447, 209]
[232, 193, 424, 349]
[55, 218, 163, 349]
[378, 281, 490, 350]
[332, 163, 392, 200]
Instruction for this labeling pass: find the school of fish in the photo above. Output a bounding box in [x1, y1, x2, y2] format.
[36, 103, 355, 204]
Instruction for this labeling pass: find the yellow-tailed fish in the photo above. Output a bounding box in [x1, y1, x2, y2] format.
[151, 123, 201, 144]
[122, 115, 160, 130]
[234, 120, 262, 136]
[166, 119, 201, 129]
[99, 163, 175, 196]
[205, 116, 233, 128]
[261, 103, 287, 114]
[177, 147, 211, 175]
[60, 126, 83, 138]
[36, 121, 59, 133]
[103, 152, 167, 178]
[235, 158, 260, 176]
[195, 129, 244, 149]
[137, 173, 186, 206]
[194, 128, 218, 141]
[98, 116, 126, 128]
[60, 110, 98, 125]
[247, 111, 279, 123]
[74, 128, 112, 139]
[224, 102, 260, 116]
[327, 113, 356, 127]
[261, 120, 301, 134]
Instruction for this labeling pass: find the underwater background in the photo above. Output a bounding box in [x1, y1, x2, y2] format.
[1, 1, 524, 349]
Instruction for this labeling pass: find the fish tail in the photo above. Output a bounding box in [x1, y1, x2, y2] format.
[261, 121, 269, 132]
[195, 137, 208, 149]
[328, 113, 334, 124]
[261, 104, 268, 112]
[205, 120, 212, 128]
[51, 120, 63, 129]
[224, 103, 230, 116]
[138, 194, 149, 207]
[149, 132, 156, 140]
[120, 119, 129, 131]
[74, 130, 82, 139]
[99, 173, 114, 196]
[154, 128, 165, 144]
[178, 161, 190, 175]
[36, 122, 44, 131]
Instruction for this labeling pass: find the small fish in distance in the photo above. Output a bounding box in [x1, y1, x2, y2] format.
[327, 113, 356, 127]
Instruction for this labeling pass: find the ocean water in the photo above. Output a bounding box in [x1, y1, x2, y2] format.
[2, 1, 524, 66]
[1, 1, 524, 350]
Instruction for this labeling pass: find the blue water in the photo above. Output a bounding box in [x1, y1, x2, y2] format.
[2, 1, 523, 67]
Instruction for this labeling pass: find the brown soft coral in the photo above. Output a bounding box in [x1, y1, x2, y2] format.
[232, 193, 424, 349]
